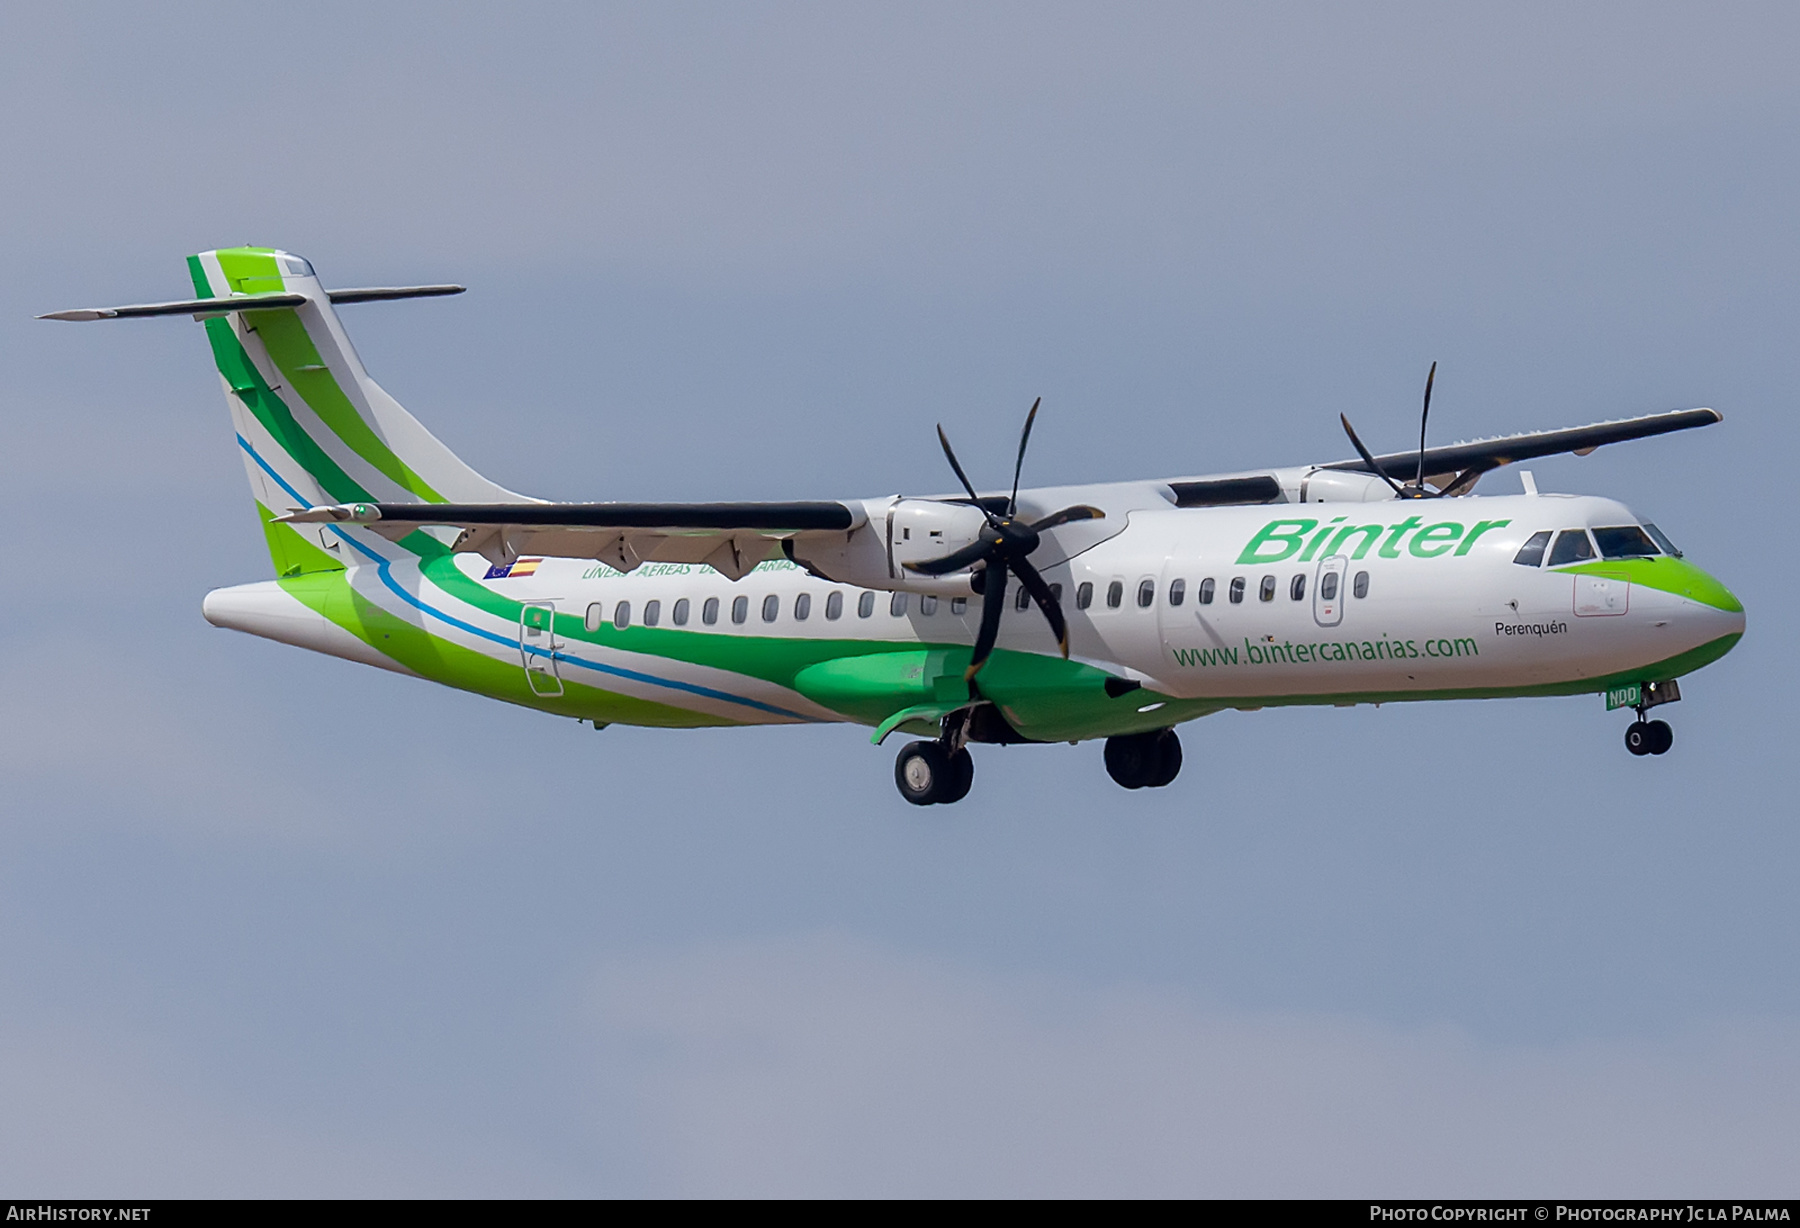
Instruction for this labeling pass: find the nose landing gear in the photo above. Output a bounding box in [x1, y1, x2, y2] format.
[1621, 680, 1679, 757]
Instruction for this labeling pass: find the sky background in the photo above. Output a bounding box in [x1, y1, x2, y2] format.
[1, 1, 1796, 1196]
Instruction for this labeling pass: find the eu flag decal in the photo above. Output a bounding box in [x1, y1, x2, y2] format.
[483, 558, 543, 580]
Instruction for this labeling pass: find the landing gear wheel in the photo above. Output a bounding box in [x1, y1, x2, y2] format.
[1104, 729, 1182, 789]
[1625, 721, 1652, 756]
[943, 747, 975, 803]
[894, 741, 975, 805]
[1645, 719, 1674, 755]
[1147, 729, 1182, 787]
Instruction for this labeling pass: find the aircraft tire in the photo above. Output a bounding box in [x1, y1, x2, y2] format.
[895, 740, 953, 805]
[1147, 729, 1182, 788]
[1645, 719, 1674, 755]
[1625, 721, 1652, 756]
[941, 747, 975, 804]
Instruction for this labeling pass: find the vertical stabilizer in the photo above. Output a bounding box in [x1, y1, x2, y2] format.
[187, 247, 523, 575]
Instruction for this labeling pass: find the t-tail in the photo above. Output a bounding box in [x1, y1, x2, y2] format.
[44, 247, 521, 576]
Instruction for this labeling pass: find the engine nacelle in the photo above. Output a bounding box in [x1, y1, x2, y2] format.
[787, 497, 989, 594]
[1297, 468, 1400, 502]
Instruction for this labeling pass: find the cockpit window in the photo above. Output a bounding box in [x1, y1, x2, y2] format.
[1593, 526, 1661, 559]
[1547, 529, 1596, 567]
[1642, 523, 1683, 558]
[1513, 530, 1551, 567]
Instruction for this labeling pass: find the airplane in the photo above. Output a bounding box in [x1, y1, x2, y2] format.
[43, 248, 1746, 805]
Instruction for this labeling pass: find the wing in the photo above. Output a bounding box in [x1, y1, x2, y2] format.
[278, 500, 864, 580]
[1315, 407, 1722, 493]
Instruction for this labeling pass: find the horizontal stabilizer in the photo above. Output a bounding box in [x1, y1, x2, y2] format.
[326, 285, 465, 305]
[38, 293, 306, 321]
[39, 285, 462, 321]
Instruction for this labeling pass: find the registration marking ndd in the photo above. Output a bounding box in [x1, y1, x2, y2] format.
[1605, 683, 1642, 711]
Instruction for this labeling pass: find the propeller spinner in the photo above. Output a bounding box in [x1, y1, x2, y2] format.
[905, 398, 1102, 695]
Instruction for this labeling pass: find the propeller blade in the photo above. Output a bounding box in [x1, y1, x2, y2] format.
[936, 425, 997, 525]
[902, 538, 997, 576]
[1340, 414, 1406, 497]
[1029, 504, 1104, 533]
[964, 565, 1010, 691]
[1438, 463, 1488, 498]
[1417, 360, 1436, 490]
[1010, 555, 1069, 658]
[1008, 397, 1041, 517]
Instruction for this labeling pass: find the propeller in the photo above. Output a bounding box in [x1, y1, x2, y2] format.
[1338, 361, 1481, 499]
[905, 398, 1103, 694]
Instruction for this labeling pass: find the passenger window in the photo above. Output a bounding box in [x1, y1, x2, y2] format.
[762, 594, 780, 622]
[672, 598, 690, 626]
[1168, 578, 1186, 607]
[1353, 571, 1369, 599]
[951, 596, 967, 615]
[858, 591, 875, 618]
[585, 602, 604, 633]
[1228, 577, 1245, 604]
[920, 595, 938, 615]
[1137, 579, 1155, 608]
[1513, 530, 1552, 568]
[794, 593, 811, 620]
[1290, 575, 1305, 601]
[1548, 529, 1596, 566]
[890, 592, 909, 616]
[1643, 523, 1682, 558]
[825, 591, 843, 620]
[1199, 578, 1215, 605]
[703, 597, 720, 625]
[1076, 582, 1094, 609]
[1015, 584, 1031, 611]
[1259, 575, 1276, 602]
[1594, 526, 1660, 559]
[643, 599, 661, 627]
[1106, 580, 1123, 609]
[732, 595, 749, 624]
[1320, 571, 1339, 601]
[613, 600, 631, 628]
[1048, 583, 1063, 605]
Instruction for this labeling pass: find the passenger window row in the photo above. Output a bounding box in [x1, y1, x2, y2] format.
[1513, 524, 1679, 569]
[578, 564, 1377, 634]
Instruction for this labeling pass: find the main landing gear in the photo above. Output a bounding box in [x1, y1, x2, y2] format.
[1104, 729, 1182, 790]
[894, 739, 974, 805]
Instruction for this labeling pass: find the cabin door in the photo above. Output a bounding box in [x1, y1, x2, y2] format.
[1313, 556, 1348, 627]
[520, 602, 564, 696]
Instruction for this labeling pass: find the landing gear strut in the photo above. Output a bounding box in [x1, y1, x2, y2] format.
[1104, 729, 1182, 789]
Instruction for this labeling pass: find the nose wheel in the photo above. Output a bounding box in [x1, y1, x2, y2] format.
[1625, 719, 1674, 756]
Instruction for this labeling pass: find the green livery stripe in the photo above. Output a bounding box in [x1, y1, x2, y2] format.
[206, 316, 445, 560]
[210, 248, 448, 504]
[1560, 556, 1743, 612]
[253, 309, 447, 502]
[274, 571, 732, 727]
[256, 502, 346, 578]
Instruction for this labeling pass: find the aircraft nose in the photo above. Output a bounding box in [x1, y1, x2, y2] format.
[1672, 560, 1745, 644]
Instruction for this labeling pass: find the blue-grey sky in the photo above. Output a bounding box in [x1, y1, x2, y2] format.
[1, 2, 1795, 1196]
